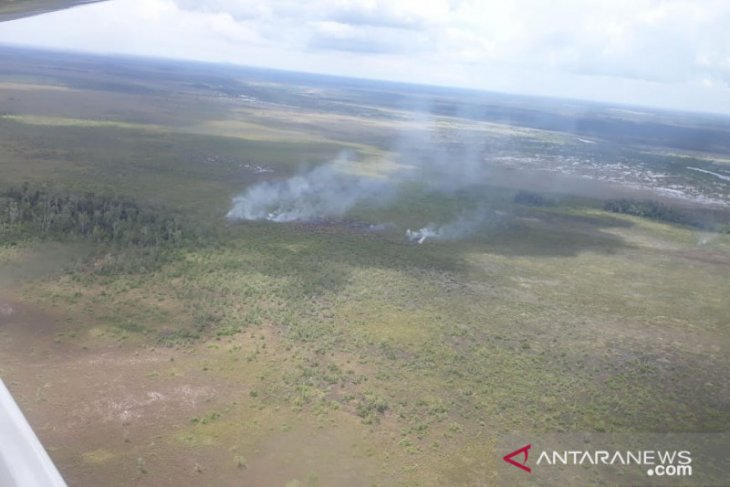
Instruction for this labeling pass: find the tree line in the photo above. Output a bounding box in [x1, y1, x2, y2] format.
[1, 183, 186, 246]
[604, 198, 729, 233]
[604, 199, 685, 223]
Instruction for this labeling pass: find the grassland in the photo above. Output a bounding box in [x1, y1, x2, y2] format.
[0, 49, 729, 486]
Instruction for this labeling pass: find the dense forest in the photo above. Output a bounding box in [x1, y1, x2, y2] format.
[0, 183, 186, 246]
[604, 198, 729, 233]
[604, 198, 685, 223]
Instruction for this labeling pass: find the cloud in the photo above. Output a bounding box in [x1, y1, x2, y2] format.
[307, 21, 430, 54]
[135, 1, 730, 85]
[0, 0, 729, 113]
[175, 0, 447, 29]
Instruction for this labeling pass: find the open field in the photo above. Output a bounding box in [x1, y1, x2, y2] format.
[0, 47, 729, 486]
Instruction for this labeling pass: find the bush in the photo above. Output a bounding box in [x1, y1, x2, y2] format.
[355, 393, 389, 424]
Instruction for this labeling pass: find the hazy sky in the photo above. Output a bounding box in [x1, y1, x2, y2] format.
[1, 0, 729, 114]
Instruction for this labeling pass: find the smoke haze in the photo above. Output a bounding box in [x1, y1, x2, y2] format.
[405, 207, 499, 244]
[227, 107, 496, 240]
[226, 152, 391, 222]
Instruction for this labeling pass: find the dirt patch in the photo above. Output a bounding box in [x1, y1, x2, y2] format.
[671, 249, 730, 267]
[0, 300, 236, 486]
[0, 299, 60, 336]
[243, 419, 376, 487]
[0, 242, 89, 292]
[0, 295, 381, 486]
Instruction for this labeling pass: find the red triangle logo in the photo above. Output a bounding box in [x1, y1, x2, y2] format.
[503, 444, 532, 473]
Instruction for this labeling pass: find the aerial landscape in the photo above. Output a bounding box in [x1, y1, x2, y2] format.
[0, 1, 729, 486]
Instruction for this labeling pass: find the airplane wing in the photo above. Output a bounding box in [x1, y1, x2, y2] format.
[0, 379, 66, 487]
[0, 0, 106, 22]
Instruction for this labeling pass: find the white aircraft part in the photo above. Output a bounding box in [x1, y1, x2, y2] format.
[0, 379, 66, 487]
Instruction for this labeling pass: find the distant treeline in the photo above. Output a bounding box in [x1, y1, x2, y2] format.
[0, 183, 186, 246]
[513, 190, 554, 207]
[604, 199, 685, 223]
[604, 198, 730, 233]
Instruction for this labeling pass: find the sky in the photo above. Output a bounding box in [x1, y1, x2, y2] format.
[0, 0, 729, 114]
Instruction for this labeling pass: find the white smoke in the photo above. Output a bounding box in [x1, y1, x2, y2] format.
[227, 105, 498, 237]
[405, 226, 439, 244]
[226, 152, 389, 222]
[405, 207, 500, 244]
[696, 232, 716, 246]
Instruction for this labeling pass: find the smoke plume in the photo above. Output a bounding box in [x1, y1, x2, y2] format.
[405, 207, 502, 244]
[227, 106, 496, 241]
[226, 152, 390, 222]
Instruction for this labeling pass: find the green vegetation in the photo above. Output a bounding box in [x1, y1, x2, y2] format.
[1, 183, 187, 245]
[605, 198, 730, 233]
[605, 198, 688, 225]
[1, 62, 728, 486]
